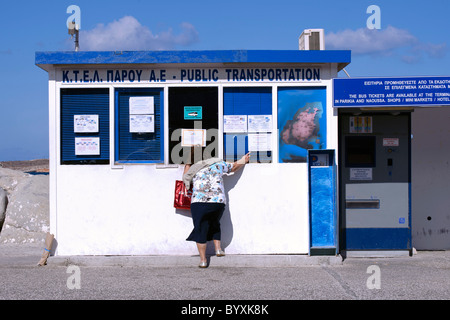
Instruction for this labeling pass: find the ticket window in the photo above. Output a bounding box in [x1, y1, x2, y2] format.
[223, 87, 273, 163]
[115, 88, 164, 163]
[60, 88, 110, 165]
[339, 112, 411, 252]
[168, 87, 218, 164]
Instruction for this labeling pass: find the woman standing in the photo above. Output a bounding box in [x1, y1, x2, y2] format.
[183, 150, 250, 268]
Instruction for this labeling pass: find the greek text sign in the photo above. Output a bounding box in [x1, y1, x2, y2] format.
[59, 67, 321, 84]
[334, 77, 450, 107]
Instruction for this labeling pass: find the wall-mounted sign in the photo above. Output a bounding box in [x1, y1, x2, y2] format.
[248, 115, 272, 132]
[350, 168, 373, 181]
[129, 96, 154, 114]
[129, 115, 154, 133]
[184, 106, 202, 120]
[74, 114, 98, 133]
[310, 154, 329, 167]
[60, 67, 322, 84]
[223, 115, 247, 133]
[75, 137, 100, 155]
[349, 116, 372, 133]
[334, 77, 450, 108]
[383, 138, 399, 147]
[181, 129, 206, 147]
[248, 133, 271, 151]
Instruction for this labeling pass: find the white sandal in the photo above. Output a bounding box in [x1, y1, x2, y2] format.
[215, 250, 225, 257]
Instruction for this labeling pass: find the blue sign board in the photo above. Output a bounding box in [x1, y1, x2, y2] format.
[184, 106, 202, 120]
[334, 77, 450, 107]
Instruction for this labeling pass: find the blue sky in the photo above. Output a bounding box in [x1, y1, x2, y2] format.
[0, 0, 449, 161]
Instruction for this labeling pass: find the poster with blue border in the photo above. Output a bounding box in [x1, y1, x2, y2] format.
[278, 87, 327, 163]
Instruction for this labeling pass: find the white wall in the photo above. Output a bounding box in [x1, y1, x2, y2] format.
[411, 107, 450, 250]
[54, 163, 310, 255]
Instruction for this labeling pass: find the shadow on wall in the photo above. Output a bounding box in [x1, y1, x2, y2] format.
[215, 168, 244, 254]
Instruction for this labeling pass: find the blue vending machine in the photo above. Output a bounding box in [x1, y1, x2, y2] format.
[308, 149, 338, 256]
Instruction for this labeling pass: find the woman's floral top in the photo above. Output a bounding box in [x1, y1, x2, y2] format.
[191, 161, 233, 204]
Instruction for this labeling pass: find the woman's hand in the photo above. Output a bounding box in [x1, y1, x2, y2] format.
[231, 152, 250, 172]
[241, 152, 251, 164]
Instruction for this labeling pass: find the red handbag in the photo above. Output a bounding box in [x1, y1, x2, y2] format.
[174, 180, 192, 210]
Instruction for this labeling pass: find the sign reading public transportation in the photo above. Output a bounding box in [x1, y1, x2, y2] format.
[59, 67, 322, 84]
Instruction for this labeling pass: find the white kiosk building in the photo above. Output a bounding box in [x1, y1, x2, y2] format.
[36, 48, 350, 256]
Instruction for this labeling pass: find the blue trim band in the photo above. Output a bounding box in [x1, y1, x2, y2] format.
[345, 228, 411, 250]
[36, 50, 351, 71]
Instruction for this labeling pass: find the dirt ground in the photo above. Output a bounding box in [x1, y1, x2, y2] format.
[0, 159, 49, 173]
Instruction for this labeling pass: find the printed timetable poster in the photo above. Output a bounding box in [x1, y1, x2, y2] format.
[129, 96, 154, 114]
[74, 115, 99, 133]
[181, 129, 207, 147]
[129, 96, 155, 133]
[223, 115, 247, 133]
[129, 115, 155, 133]
[278, 87, 327, 163]
[75, 137, 100, 155]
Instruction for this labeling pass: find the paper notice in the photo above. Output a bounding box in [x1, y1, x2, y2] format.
[129, 115, 154, 133]
[75, 137, 100, 155]
[181, 129, 207, 147]
[248, 133, 271, 151]
[248, 115, 272, 132]
[129, 96, 154, 114]
[74, 115, 99, 133]
[224, 115, 247, 133]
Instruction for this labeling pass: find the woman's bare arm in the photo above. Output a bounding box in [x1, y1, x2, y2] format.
[231, 152, 250, 173]
[183, 164, 191, 175]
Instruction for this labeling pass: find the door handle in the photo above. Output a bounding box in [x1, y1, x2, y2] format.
[346, 199, 380, 209]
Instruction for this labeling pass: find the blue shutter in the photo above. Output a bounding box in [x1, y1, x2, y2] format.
[224, 87, 272, 115]
[60, 88, 110, 164]
[223, 87, 272, 163]
[115, 88, 164, 162]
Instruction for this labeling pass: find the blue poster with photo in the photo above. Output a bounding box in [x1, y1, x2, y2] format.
[278, 87, 327, 163]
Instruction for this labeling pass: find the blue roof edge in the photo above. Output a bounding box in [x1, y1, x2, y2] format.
[36, 50, 351, 70]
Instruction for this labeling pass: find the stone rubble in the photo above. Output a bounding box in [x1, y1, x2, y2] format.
[0, 167, 49, 244]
